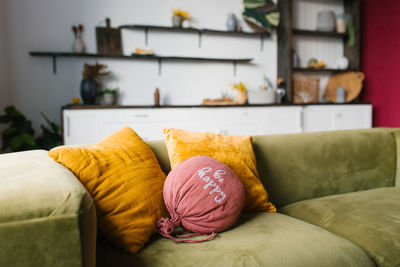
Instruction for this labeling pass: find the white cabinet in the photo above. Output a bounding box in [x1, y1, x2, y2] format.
[191, 107, 302, 136]
[63, 106, 303, 145]
[303, 105, 372, 132]
[63, 105, 372, 145]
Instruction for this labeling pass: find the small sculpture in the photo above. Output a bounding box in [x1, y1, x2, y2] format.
[276, 78, 286, 104]
[154, 88, 160, 106]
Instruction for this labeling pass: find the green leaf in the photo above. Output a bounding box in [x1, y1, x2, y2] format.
[40, 112, 52, 126]
[11, 136, 23, 150]
[2, 127, 17, 137]
[17, 121, 35, 135]
[21, 133, 36, 146]
[5, 106, 21, 118]
[40, 112, 62, 134]
[0, 114, 11, 123]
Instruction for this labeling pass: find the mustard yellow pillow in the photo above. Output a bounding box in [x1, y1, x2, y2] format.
[48, 126, 167, 254]
[162, 128, 276, 212]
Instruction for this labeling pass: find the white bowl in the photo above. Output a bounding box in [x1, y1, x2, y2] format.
[248, 89, 276, 104]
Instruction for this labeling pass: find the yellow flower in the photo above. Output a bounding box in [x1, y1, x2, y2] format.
[72, 97, 81, 104]
[231, 82, 247, 92]
[173, 9, 190, 20]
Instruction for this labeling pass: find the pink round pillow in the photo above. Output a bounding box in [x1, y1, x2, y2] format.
[157, 155, 245, 242]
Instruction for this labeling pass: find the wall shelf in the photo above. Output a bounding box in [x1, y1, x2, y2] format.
[293, 67, 353, 73]
[119, 24, 270, 50]
[292, 29, 347, 38]
[29, 51, 253, 75]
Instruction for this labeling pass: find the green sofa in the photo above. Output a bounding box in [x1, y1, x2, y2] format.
[1, 128, 399, 267]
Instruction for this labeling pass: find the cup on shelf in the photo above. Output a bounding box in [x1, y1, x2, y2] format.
[336, 14, 347, 33]
[336, 86, 346, 103]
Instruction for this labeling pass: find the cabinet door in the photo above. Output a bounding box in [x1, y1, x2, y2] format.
[303, 105, 372, 132]
[196, 107, 303, 135]
[63, 110, 102, 145]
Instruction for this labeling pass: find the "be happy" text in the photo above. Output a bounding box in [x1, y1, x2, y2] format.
[197, 167, 226, 203]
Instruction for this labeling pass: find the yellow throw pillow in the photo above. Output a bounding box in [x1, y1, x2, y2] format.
[162, 128, 276, 212]
[49, 126, 167, 254]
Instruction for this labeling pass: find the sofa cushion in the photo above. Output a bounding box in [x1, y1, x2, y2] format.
[162, 127, 276, 212]
[49, 126, 167, 254]
[280, 187, 400, 267]
[96, 212, 374, 267]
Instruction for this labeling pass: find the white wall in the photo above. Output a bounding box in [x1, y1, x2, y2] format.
[0, 0, 12, 149]
[3, 0, 277, 130]
[0, 0, 11, 110]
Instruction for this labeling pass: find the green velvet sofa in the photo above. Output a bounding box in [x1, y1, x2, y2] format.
[1, 128, 399, 267]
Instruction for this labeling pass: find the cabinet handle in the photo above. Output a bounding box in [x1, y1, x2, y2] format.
[299, 109, 304, 131]
[67, 116, 70, 137]
[217, 129, 228, 134]
[335, 113, 343, 118]
[134, 114, 149, 118]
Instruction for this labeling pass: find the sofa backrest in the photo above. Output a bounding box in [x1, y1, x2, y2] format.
[147, 128, 398, 209]
[252, 128, 397, 208]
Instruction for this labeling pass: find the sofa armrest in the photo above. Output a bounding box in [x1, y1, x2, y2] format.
[0, 150, 96, 267]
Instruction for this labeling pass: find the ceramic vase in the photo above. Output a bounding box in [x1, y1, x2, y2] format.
[316, 11, 336, 32]
[80, 79, 97, 105]
[172, 15, 183, 28]
[235, 91, 248, 105]
[73, 36, 86, 53]
[226, 13, 238, 32]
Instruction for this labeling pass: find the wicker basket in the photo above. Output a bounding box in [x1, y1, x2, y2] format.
[293, 74, 320, 104]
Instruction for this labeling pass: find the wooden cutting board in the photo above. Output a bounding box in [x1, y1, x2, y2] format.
[324, 72, 364, 103]
[96, 18, 122, 56]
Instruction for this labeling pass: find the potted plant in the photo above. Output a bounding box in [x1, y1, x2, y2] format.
[81, 62, 110, 105]
[98, 88, 119, 105]
[0, 106, 62, 152]
[172, 9, 190, 28]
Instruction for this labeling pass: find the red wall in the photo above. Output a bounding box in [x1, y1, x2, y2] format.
[362, 0, 400, 126]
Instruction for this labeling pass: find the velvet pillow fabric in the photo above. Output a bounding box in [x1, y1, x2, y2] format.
[49, 126, 167, 254]
[157, 155, 245, 242]
[162, 128, 276, 212]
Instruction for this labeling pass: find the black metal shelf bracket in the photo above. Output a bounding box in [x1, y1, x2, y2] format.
[260, 36, 264, 51]
[144, 28, 149, 46]
[158, 58, 162, 75]
[198, 32, 202, 49]
[52, 56, 57, 74]
[233, 61, 237, 76]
